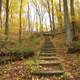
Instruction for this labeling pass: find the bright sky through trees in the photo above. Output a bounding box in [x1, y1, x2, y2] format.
[1, 0, 80, 32]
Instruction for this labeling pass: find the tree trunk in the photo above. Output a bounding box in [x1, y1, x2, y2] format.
[36, 7, 38, 32]
[70, 0, 76, 40]
[47, 0, 52, 32]
[59, 0, 62, 27]
[63, 0, 73, 47]
[51, 0, 55, 36]
[27, 4, 31, 32]
[0, 0, 2, 29]
[5, 0, 9, 40]
[19, 0, 22, 43]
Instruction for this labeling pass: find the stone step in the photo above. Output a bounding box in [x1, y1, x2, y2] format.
[43, 45, 54, 47]
[31, 37, 66, 79]
[44, 40, 52, 42]
[39, 64, 63, 71]
[39, 53, 56, 56]
[40, 59, 59, 63]
[43, 44, 53, 46]
[43, 46, 55, 49]
[39, 60, 61, 63]
[43, 43, 53, 45]
[44, 42, 53, 44]
[32, 75, 65, 80]
[39, 62, 61, 66]
[41, 48, 55, 51]
[40, 50, 56, 53]
[44, 41, 52, 42]
[42, 47, 55, 49]
[32, 70, 64, 76]
[40, 57, 59, 60]
[41, 50, 55, 52]
[44, 42, 52, 44]
[44, 44, 53, 46]
[44, 42, 52, 43]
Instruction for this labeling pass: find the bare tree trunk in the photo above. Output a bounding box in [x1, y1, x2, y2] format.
[11, 9, 13, 26]
[35, 5, 39, 32]
[5, 0, 9, 40]
[0, 0, 2, 29]
[39, 15, 42, 32]
[59, 0, 62, 27]
[19, 0, 22, 42]
[70, 0, 76, 40]
[63, 0, 73, 47]
[51, 0, 55, 36]
[27, 4, 31, 32]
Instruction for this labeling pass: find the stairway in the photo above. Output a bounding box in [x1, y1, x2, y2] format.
[32, 36, 66, 80]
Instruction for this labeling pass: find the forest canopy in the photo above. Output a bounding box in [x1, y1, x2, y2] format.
[0, 0, 80, 46]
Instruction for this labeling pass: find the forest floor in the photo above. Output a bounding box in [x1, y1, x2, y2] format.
[0, 34, 43, 80]
[52, 33, 80, 79]
[0, 33, 80, 80]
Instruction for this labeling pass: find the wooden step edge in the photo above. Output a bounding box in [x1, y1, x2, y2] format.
[39, 53, 56, 55]
[40, 50, 56, 52]
[39, 54, 56, 56]
[32, 70, 64, 76]
[40, 57, 59, 59]
[39, 60, 61, 64]
[40, 51, 56, 53]
[41, 47, 56, 50]
[39, 61, 61, 65]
